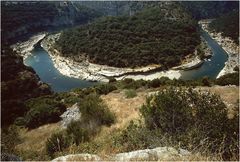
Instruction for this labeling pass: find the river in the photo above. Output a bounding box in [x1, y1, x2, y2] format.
[180, 30, 228, 80]
[24, 43, 98, 92]
[24, 30, 228, 92]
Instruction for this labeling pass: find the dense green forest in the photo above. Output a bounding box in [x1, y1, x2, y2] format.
[55, 4, 200, 68]
[209, 11, 239, 44]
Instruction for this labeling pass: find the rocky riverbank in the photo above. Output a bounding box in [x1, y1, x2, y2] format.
[200, 20, 239, 78]
[11, 33, 47, 60]
[41, 33, 209, 82]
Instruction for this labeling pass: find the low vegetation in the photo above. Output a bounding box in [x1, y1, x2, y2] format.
[79, 94, 116, 126]
[46, 94, 115, 157]
[124, 89, 137, 98]
[2, 72, 238, 160]
[114, 87, 239, 160]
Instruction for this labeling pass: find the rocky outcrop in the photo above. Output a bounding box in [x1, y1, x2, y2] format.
[52, 147, 191, 161]
[60, 103, 81, 128]
[52, 154, 101, 161]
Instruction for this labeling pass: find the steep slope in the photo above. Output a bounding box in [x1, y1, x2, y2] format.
[15, 85, 239, 160]
[55, 2, 200, 68]
[1, 1, 101, 43]
[209, 11, 239, 44]
[181, 1, 239, 20]
[1, 45, 52, 127]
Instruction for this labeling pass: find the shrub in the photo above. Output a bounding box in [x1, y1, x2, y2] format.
[113, 121, 167, 152]
[140, 87, 239, 160]
[119, 78, 146, 89]
[79, 94, 115, 126]
[147, 77, 171, 88]
[23, 97, 66, 129]
[66, 120, 91, 145]
[140, 87, 192, 134]
[124, 89, 137, 98]
[46, 131, 69, 157]
[94, 83, 117, 95]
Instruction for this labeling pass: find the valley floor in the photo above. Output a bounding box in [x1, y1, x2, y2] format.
[11, 31, 210, 82]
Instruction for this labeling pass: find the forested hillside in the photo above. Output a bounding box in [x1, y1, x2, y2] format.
[75, 1, 175, 16]
[1, 1, 101, 43]
[181, 1, 239, 19]
[55, 3, 200, 68]
[209, 11, 239, 44]
[1, 45, 52, 127]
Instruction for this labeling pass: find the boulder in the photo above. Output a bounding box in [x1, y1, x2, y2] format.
[60, 103, 81, 128]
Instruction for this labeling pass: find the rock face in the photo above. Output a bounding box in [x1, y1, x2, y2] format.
[52, 147, 191, 161]
[60, 103, 81, 128]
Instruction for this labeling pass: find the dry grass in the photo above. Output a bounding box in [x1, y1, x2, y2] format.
[15, 86, 239, 160]
[16, 123, 61, 154]
[100, 90, 147, 130]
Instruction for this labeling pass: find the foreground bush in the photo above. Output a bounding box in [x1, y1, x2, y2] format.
[46, 131, 70, 157]
[140, 87, 239, 160]
[94, 83, 117, 95]
[45, 94, 115, 157]
[113, 121, 169, 152]
[124, 89, 137, 98]
[66, 120, 91, 145]
[79, 94, 115, 126]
